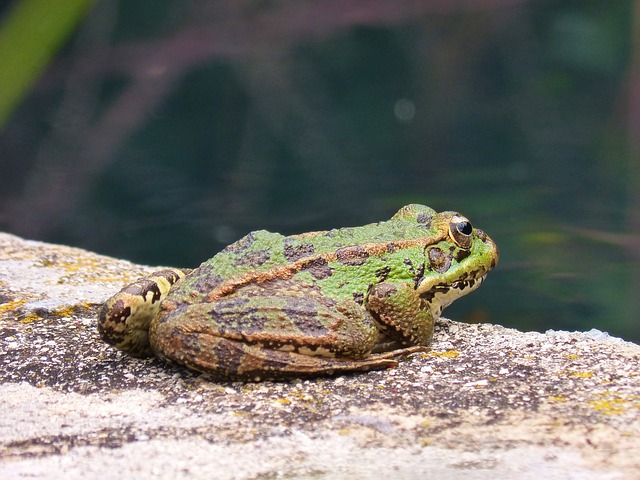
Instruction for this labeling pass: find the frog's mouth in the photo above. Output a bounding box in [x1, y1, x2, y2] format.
[418, 273, 488, 316]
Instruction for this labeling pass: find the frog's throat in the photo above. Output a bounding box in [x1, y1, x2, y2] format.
[416, 272, 488, 315]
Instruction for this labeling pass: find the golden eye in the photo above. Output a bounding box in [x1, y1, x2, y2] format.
[449, 215, 473, 249]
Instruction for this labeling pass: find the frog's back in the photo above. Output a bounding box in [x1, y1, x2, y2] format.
[212, 206, 438, 275]
[282, 204, 440, 257]
[167, 205, 441, 303]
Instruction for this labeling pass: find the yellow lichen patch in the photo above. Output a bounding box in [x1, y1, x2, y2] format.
[568, 371, 594, 378]
[589, 398, 628, 415]
[289, 390, 319, 404]
[547, 396, 567, 403]
[276, 397, 292, 406]
[45, 256, 103, 275]
[241, 384, 259, 394]
[19, 312, 41, 324]
[423, 350, 460, 359]
[588, 393, 640, 415]
[556, 369, 595, 379]
[3, 301, 96, 324]
[49, 305, 78, 318]
[51, 302, 92, 318]
[564, 354, 580, 360]
[0, 299, 27, 316]
[82, 301, 96, 312]
[34, 252, 150, 286]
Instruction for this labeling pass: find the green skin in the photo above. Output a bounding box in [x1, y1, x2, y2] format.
[98, 204, 499, 381]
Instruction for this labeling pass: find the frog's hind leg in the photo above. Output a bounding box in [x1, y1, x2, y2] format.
[155, 333, 411, 381]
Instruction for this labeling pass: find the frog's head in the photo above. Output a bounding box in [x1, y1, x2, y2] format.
[411, 208, 499, 317]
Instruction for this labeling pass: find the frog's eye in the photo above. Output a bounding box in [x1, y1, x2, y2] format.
[449, 216, 473, 249]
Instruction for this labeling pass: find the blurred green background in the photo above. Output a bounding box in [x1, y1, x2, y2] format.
[1, 0, 638, 342]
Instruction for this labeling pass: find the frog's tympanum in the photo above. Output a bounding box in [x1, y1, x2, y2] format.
[98, 205, 498, 380]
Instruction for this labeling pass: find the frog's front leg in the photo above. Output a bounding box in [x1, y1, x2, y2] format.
[365, 281, 435, 348]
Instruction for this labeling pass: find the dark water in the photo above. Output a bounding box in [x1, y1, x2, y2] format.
[1, 1, 638, 342]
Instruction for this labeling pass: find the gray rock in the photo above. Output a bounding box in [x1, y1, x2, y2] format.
[1, 231, 638, 479]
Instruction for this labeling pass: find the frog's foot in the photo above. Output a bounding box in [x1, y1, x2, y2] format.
[97, 268, 190, 357]
[368, 345, 429, 359]
[153, 333, 423, 381]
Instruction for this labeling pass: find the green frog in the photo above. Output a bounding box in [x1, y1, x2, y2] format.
[98, 204, 498, 380]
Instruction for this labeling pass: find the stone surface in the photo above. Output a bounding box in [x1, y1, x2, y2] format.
[0, 231, 639, 479]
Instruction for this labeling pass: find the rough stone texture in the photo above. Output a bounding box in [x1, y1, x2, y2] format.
[0, 231, 639, 479]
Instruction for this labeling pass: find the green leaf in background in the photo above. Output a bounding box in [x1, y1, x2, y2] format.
[0, 0, 94, 129]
